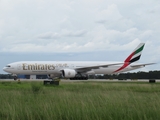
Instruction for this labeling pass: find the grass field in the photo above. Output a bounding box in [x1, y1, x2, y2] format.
[0, 80, 160, 120]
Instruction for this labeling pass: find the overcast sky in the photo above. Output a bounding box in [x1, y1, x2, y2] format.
[0, 0, 160, 73]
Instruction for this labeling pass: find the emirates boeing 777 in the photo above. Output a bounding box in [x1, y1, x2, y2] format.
[3, 43, 155, 81]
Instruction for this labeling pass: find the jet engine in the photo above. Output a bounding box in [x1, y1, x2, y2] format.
[62, 69, 77, 78]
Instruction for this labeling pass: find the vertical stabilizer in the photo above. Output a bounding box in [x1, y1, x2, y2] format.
[124, 43, 145, 63]
[114, 43, 145, 72]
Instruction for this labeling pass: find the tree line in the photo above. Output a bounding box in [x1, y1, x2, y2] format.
[0, 70, 160, 79]
[93, 71, 160, 79]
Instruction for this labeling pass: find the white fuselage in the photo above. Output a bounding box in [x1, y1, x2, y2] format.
[3, 43, 154, 79]
[3, 61, 143, 76]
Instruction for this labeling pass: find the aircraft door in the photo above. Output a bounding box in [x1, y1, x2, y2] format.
[17, 64, 22, 70]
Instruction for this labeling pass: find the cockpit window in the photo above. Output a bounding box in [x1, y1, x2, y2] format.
[6, 65, 11, 67]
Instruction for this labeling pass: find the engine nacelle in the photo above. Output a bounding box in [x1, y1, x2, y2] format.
[62, 69, 77, 78]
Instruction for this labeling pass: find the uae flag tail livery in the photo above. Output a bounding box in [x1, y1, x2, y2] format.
[114, 43, 145, 72]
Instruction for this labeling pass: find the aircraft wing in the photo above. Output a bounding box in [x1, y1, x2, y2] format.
[130, 63, 156, 67]
[75, 63, 123, 72]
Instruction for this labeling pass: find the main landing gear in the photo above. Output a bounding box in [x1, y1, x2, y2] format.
[70, 74, 88, 80]
[70, 77, 88, 80]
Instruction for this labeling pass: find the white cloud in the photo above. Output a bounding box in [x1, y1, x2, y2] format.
[37, 32, 61, 39]
[0, 0, 160, 72]
[60, 29, 87, 37]
[96, 4, 122, 22]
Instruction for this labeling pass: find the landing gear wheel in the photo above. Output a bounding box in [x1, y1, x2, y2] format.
[14, 76, 17, 80]
[70, 76, 88, 80]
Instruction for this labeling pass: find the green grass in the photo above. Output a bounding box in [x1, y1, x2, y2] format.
[0, 81, 160, 120]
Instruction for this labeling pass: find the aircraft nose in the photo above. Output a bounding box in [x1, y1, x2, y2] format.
[3, 67, 7, 72]
[3, 67, 8, 72]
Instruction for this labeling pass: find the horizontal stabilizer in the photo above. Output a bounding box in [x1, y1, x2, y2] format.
[130, 63, 156, 67]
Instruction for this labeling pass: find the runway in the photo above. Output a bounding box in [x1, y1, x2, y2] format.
[0, 79, 160, 82]
[62, 79, 160, 82]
